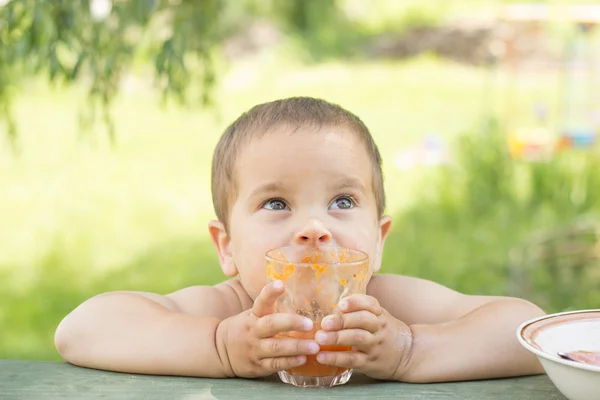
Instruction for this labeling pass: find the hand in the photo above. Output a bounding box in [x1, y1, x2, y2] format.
[216, 280, 320, 378]
[314, 294, 413, 380]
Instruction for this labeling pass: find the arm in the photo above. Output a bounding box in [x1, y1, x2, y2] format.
[404, 297, 544, 382]
[55, 280, 316, 379]
[54, 283, 242, 377]
[370, 275, 545, 382]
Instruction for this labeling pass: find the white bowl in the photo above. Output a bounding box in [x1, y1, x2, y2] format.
[517, 310, 600, 400]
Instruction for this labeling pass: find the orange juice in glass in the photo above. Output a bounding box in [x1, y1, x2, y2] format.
[266, 246, 369, 388]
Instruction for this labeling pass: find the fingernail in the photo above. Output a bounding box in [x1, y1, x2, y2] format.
[303, 318, 313, 331]
[273, 280, 283, 290]
[315, 331, 327, 344]
[339, 299, 348, 311]
[308, 342, 320, 354]
[317, 353, 326, 363]
[322, 317, 333, 330]
[297, 355, 307, 364]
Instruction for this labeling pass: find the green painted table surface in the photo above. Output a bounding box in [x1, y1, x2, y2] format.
[0, 361, 566, 400]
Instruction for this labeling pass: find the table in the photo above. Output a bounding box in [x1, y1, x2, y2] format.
[0, 361, 566, 399]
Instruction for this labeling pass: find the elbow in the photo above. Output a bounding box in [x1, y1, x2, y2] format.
[515, 298, 546, 319]
[53, 294, 106, 363]
[54, 313, 78, 363]
[487, 296, 545, 318]
[54, 326, 68, 359]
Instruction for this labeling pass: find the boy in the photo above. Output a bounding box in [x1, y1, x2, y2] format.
[55, 97, 544, 382]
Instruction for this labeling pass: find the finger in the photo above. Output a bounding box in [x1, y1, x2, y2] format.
[260, 355, 307, 373]
[258, 337, 320, 358]
[321, 311, 381, 333]
[255, 313, 313, 338]
[316, 351, 368, 370]
[338, 294, 382, 315]
[252, 280, 285, 318]
[315, 329, 375, 352]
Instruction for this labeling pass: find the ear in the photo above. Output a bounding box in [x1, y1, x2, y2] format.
[208, 220, 238, 277]
[373, 215, 392, 272]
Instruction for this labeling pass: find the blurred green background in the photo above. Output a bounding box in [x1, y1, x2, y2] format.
[2, 0, 600, 361]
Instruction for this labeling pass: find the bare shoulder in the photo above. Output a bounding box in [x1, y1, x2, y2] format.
[367, 274, 507, 325]
[164, 279, 253, 320]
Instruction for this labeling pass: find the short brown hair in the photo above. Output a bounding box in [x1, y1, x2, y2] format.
[211, 97, 385, 230]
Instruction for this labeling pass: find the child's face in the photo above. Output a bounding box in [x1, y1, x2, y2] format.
[210, 125, 392, 300]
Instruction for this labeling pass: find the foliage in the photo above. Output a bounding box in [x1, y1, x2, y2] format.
[382, 119, 600, 312]
[0, 238, 222, 360]
[2, 0, 597, 146]
[0, 0, 231, 147]
[0, 0, 366, 147]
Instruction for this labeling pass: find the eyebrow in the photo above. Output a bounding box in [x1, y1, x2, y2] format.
[247, 177, 367, 203]
[247, 182, 286, 201]
[331, 177, 367, 194]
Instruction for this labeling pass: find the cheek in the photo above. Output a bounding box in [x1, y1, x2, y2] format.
[232, 223, 277, 300]
[334, 220, 380, 265]
[340, 216, 377, 244]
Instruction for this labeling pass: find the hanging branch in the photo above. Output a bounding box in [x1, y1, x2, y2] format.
[0, 0, 226, 148]
[0, 0, 351, 148]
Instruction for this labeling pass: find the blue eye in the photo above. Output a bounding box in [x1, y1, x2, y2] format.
[262, 198, 289, 211]
[329, 195, 356, 210]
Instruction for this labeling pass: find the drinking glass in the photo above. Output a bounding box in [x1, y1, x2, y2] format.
[266, 245, 369, 388]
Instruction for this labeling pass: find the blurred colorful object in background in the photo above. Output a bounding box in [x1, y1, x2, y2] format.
[494, 3, 600, 160]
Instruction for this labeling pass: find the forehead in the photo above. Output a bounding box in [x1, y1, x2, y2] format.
[234, 125, 373, 191]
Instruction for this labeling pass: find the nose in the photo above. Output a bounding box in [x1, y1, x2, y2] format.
[293, 218, 333, 245]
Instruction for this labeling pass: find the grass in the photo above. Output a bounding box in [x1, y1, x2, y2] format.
[0, 53, 583, 361]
